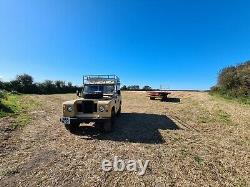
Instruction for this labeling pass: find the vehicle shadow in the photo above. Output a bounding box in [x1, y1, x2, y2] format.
[163, 97, 181, 103]
[71, 113, 181, 144]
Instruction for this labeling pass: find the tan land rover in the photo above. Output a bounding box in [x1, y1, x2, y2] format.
[60, 75, 122, 132]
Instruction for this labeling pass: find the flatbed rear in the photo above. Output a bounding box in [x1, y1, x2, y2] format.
[147, 91, 171, 101]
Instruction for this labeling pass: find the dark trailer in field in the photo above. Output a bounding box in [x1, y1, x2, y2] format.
[147, 91, 171, 101]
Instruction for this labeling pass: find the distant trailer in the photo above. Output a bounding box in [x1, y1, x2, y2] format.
[147, 91, 171, 101]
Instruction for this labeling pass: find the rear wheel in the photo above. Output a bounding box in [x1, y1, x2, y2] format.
[150, 97, 155, 100]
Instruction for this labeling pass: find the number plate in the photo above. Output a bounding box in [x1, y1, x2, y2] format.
[61, 117, 70, 125]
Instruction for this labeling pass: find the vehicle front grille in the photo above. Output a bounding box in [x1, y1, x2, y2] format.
[77, 101, 97, 113]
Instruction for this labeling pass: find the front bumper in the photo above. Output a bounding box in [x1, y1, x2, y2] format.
[60, 116, 110, 124]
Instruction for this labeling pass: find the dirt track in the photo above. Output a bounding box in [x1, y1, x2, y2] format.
[0, 91, 249, 186]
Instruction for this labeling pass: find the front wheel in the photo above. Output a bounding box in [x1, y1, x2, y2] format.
[102, 109, 115, 133]
[117, 106, 121, 117]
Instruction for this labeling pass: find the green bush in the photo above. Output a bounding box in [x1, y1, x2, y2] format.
[0, 91, 4, 99]
[0, 81, 4, 90]
[211, 61, 250, 100]
[1, 74, 81, 94]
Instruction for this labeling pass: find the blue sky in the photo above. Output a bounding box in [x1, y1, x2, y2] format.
[0, 0, 250, 90]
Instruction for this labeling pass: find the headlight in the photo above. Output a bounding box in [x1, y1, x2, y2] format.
[67, 106, 73, 112]
[99, 106, 105, 112]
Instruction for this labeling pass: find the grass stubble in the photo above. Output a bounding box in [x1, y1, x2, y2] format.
[0, 91, 249, 186]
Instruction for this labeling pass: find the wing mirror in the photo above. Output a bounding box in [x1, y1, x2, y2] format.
[117, 90, 121, 95]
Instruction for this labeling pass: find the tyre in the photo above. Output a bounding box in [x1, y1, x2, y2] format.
[111, 109, 115, 127]
[117, 106, 121, 117]
[102, 109, 115, 133]
[150, 97, 155, 100]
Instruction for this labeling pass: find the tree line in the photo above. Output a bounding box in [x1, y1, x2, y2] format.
[0, 74, 80, 94]
[0, 74, 154, 94]
[121, 85, 152, 91]
[211, 60, 250, 99]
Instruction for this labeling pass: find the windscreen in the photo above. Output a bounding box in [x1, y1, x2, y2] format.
[84, 85, 115, 94]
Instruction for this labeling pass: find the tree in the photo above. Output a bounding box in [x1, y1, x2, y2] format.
[127, 85, 140, 90]
[0, 80, 3, 90]
[55, 80, 65, 88]
[142, 86, 152, 91]
[121, 85, 127, 90]
[68, 82, 72, 87]
[211, 60, 250, 98]
[10, 80, 22, 92]
[43, 80, 55, 94]
[16, 74, 33, 86]
[16, 74, 34, 93]
[0, 73, 81, 94]
[218, 66, 239, 90]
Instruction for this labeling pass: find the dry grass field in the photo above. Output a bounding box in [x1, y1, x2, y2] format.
[0, 91, 249, 186]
